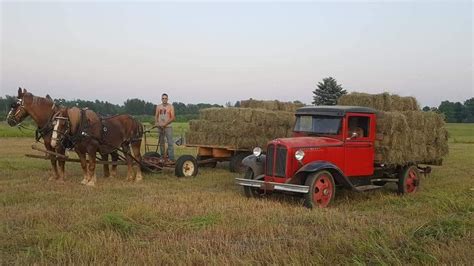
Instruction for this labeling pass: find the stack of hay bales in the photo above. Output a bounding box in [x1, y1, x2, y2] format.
[338, 92, 419, 111]
[339, 92, 448, 165]
[186, 107, 296, 150]
[240, 99, 304, 112]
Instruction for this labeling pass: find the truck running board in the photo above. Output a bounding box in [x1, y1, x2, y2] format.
[353, 185, 384, 192]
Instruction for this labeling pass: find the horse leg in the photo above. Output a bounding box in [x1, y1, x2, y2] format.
[132, 141, 143, 182]
[46, 144, 60, 181]
[86, 149, 97, 186]
[77, 150, 89, 185]
[110, 151, 119, 178]
[86, 149, 97, 187]
[101, 153, 110, 178]
[56, 146, 66, 182]
[122, 144, 134, 181]
[49, 157, 60, 181]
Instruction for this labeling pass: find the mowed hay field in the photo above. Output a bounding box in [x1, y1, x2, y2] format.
[0, 122, 473, 264]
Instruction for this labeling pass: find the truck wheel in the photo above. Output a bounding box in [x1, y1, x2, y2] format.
[303, 171, 336, 208]
[197, 155, 217, 168]
[229, 152, 251, 173]
[243, 168, 263, 198]
[398, 165, 420, 194]
[175, 155, 198, 177]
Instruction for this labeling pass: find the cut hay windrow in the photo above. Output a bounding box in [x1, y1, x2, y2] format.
[187, 107, 295, 149]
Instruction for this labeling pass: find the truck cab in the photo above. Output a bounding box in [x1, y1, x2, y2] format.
[236, 105, 422, 208]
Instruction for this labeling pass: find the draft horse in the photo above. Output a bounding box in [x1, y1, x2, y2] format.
[51, 106, 144, 186]
[6, 88, 67, 181]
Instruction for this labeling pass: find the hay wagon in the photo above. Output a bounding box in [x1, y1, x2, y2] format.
[142, 126, 252, 174]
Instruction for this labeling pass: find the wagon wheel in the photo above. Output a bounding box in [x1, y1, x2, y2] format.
[175, 155, 198, 177]
[303, 171, 336, 208]
[229, 152, 252, 173]
[140, 152, 162, 173]
[243, 168, 264, 198]
[398, 165, 420, 194]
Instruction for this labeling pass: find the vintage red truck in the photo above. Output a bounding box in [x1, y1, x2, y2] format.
[235, 105, 436, 208]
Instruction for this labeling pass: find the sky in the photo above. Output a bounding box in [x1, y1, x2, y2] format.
[1, 1, 472, 107]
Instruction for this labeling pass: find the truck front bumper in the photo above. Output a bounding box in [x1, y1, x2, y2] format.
[235, 178, 309, 194]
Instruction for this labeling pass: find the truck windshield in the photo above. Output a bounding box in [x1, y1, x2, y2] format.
[294, 115, 342, 135]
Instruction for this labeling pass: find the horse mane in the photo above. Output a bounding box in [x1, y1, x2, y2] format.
[31, 95, 54, 107]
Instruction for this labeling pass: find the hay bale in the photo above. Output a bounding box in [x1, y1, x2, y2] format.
[338, 92, 419, 111]
[376, 110, 448, 165]
[187, 107, 295, 149]
[240, 99, 304, 112]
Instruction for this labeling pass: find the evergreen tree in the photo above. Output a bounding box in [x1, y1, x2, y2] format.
[312, 77, 347, 105]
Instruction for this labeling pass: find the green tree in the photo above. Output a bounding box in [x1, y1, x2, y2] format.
[312, 77, 347, 105]
[462, 98, 474, 123]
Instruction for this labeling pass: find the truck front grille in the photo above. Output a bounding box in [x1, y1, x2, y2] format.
[266, 144, 274, 176]
[265, 144, 287, 178]
[275, 145, 287, 177]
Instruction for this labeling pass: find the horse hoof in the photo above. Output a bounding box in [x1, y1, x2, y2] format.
[80, 179, 88, 185]
[135, 177, 143, 182]
[86, 181, 96, 187]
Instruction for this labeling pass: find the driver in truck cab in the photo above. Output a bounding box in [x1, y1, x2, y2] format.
[348, 117, 364, 138]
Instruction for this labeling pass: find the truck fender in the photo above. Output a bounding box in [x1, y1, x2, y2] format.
[293, 161, 353, 188]
[242, 154, 266, 177]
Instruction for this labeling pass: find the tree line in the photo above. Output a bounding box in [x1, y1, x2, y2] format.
[1, 80, 473, 123]
[0, 96, 222, 122]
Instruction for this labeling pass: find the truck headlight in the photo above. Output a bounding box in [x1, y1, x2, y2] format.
[295, 149, 305, 161]
[253, 147, 262, 157]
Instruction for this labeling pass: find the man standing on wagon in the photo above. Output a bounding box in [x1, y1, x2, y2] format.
[155, 93, 175, 161]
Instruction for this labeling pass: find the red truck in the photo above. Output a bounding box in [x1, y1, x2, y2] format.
[235, 106, 432, 208]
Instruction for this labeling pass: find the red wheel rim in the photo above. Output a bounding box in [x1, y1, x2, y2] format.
[312, 174, 334, 208]
[405, 168, 419, 193]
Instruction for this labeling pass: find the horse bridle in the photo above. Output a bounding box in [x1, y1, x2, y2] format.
[6, 98, 26, 126]
[52, 113, 71, 145]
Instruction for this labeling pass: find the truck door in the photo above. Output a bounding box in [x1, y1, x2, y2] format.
[344, 114, 374, 177]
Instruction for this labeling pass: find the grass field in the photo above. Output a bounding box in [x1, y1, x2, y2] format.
[0, 123, 473, 264]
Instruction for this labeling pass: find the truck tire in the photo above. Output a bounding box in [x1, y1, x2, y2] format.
[175, 155, 198, 177]
[243, 168, 263, 198]
[196, 155, 217, 168]
[229, 152, 251, 173]
[303, 171, 336, 208]
[398, 165, 420, 194]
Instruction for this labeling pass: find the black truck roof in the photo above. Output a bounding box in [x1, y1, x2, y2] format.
[296, 105, 376, 116]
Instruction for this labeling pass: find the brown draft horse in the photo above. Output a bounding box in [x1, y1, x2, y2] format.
[51, 106, 144, 186]
[6, 88, 118, 181]
[6, 88, 67, 181]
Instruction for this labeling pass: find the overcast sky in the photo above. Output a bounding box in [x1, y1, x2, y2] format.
[1, 1, 472, 107]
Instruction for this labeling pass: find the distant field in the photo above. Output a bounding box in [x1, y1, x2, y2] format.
[0, 122, 472, 264]
[446, 123, 474, 143]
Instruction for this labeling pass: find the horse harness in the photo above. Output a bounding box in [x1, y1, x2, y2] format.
[58, 108, 142, 151]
